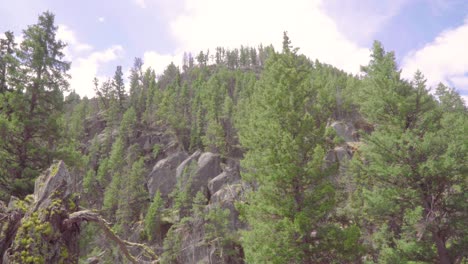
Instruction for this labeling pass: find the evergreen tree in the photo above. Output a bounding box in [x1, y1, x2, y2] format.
[113, 65, 125, 110]
[238, 41, 361, 263]
[0, 31, 17, 93]
[353, 41, 467, 263]
[116, 156, 147, 233]
[282, 31, 292, 53]
[145, 191, 164, 241]
[129, 58, 144, 116]
[0, 12, 70, 198]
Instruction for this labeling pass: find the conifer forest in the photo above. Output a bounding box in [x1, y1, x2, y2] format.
[0, 11, 467, 264]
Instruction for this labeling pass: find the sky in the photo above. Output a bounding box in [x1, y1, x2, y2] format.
[1, 0, 467, 103]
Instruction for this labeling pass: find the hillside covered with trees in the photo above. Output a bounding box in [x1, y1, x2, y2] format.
[0, 12, 466, 264]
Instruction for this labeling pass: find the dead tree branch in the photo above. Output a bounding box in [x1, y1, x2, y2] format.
[64, 210, 158, 264]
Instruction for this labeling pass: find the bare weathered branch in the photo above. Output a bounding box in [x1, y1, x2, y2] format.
[64, 210, 158, 263]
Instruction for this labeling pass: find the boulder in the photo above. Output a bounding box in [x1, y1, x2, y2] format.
[177, 152, 222, 198]
[1, 161, 80, 263]
[84, 110, 107, 141]
[330, 121, 358, 143]
[209, 183, 248, 231]
[326, 146, 352, 164]
[193, 152, 222, 195]
[208, 159, 241, 195]
[147, 151, 188, 199]
[163, 156, 243, 264]
[175, 151, 201, 179]
[208, 172, 228, 196]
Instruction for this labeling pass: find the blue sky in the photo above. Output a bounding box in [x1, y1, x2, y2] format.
[1, 0, 467, 102]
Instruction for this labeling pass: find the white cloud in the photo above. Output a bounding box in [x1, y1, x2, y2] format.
[167, 0, 370, 74]
[56, 24, 123, 97]
[69, 45, 124, 97]
[402, 18, 468, 98]
[461, 95, 468, 105]
[98, 17, 105, 23]
[142, 51, 182, 74]
[57, 25, 92, 60]
[135, 0, 146, 8]
[321, 0, 409, 43]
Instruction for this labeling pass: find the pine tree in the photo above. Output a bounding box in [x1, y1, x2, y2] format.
[0, 12, 70, 198]
[116, 156, 147, 233]
[282, 31, 292, 53]
[238, 40, 361, 263]
[0, 31, 17, 93]
[145, 191, 164, 241]
[113, 65, 125, 110]
[353, 41, 467, 263]
[129, 58, 144, 116]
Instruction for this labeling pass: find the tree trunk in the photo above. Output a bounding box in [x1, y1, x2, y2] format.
[432, 229, 452, 264]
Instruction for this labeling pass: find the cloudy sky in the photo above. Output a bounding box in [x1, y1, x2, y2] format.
[1, 0, 467, 102]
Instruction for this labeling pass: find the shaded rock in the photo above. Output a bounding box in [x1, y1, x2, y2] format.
[0, 200, 6, 212]
[208, 159, 241, 195]
[176, 152, 222, 198]
[335, 146, 352, 162]
[95, 128, 119, 146]
[163, 140, 181, 157]
[147, 151, 188, 199]
[134, 132, 173, 153]
[33, 161, 79, 209]
[84, 110, 107, 142]
[210, 183, 247, 231]
[210, 183, 245, 205]
[208, 172, 228, 196]
[87, 256, 100, 264]
[330, 121, 358, 143]
[194, 152, 222, 195]
[176, 216, 244, 264]
[326, 146, 352, 164]
[168, 155, 242, 263]
[1, 161, 80, 263]
[175, 151, 201, 179]
[6, 196, 20, 210]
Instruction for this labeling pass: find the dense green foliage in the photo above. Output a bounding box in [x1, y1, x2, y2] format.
[238, 36, 363, 263]
[350, 42, 467, 264]
[1, 13, 466, 264]
[0, 12, 71, 199]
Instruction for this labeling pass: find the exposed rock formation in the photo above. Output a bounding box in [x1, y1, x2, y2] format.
[208, 160, 241, 195]
[147, 151, 188, 200]
[0, 161, 158, 264]
[1, 161, 80, 263]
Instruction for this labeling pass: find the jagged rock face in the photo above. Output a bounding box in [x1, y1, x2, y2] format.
[208, 160, 241, 196]
[84, 111, 107, 142]
[330, 121, 359, 143]
[210, 182, 247, 231]
[174, 219, 214, 264]
[208, 172, 228, 195]
[175, 218, 244, 264]
[175, 151, 201, 179]
[326, 146, 352, 164]
[192, 152, 223, 196]
[175, 159, 244, 264]
[2, 161, 80, 264]
[147, 151, 188, 200]
[177, 152, 222, 198]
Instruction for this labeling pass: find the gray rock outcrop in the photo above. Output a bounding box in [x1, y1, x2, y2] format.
[176, 151, 222, 198]
[1, 161, 80, 263]
[147, 151, 188, 199]
[330, 121, 358, 143]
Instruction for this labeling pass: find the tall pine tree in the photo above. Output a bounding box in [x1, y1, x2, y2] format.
[238, 37, 361, 263]
[354, 41, 467, 263]
[0, 12, 69, 198]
